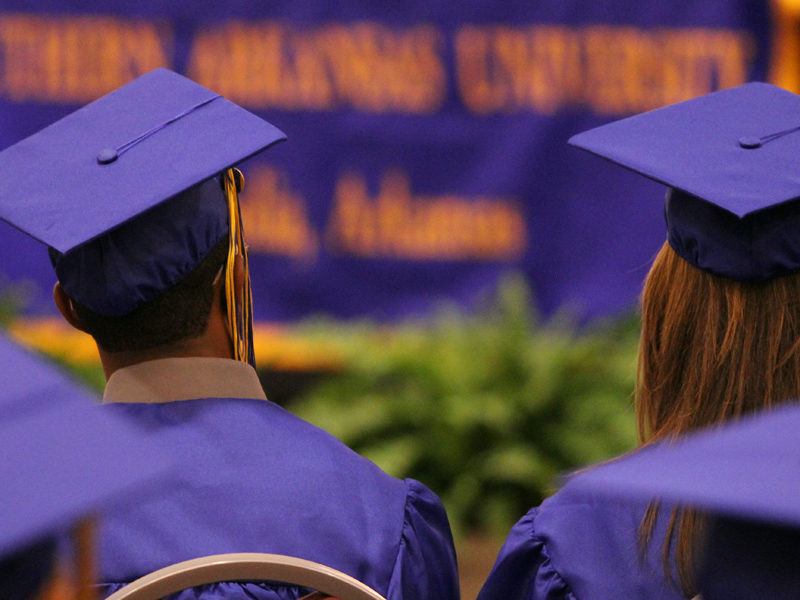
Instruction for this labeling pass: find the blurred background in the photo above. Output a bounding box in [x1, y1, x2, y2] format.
[1, 0, 799, 596]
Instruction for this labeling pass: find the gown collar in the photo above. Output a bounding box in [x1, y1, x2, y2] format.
[103, 357, 267, 404]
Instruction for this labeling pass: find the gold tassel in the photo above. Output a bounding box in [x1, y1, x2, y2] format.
[222, 168, 255, 366]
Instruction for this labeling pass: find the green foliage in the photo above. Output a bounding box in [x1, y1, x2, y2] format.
[60, 360, 106, 392]
[289, 276, 641, 536]
[0, 279, 32, 327]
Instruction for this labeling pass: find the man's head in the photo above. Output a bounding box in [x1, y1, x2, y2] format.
[49, 176, 230, 354]
[58, 233, 229, 354]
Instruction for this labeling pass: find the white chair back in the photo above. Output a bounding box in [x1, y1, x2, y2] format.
[104, 552, 386, 600]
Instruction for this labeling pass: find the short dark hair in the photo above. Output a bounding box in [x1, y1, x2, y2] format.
[72, 234, 229, 353]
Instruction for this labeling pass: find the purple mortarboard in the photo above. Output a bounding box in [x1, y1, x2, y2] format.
[0, 68, 285, 316]
[570, 405, 800, 600]
[0, 330, 171, 558]
[569, 82, 800, 282]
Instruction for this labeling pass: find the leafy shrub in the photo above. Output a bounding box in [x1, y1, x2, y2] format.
[289, 276, 641, 536]
[0, 278, 33, 327]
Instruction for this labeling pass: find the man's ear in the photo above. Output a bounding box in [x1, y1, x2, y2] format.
[53, 282, 88, 332]
[212, 257, 246, 313]
[211, 265, 227, 316]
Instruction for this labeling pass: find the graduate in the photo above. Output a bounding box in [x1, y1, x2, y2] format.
[478, 82, 800, 600]
[571, 404, 800, 600]
[0, 331, 169, 600]
[0, 69, 459, 600]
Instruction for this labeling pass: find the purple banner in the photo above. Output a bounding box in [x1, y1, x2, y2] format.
[0, 1, 770, 322]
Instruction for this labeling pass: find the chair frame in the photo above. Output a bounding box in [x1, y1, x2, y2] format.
[104, 552, 386, 600]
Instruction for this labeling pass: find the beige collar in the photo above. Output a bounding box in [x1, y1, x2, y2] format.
[103, 357, 267, 404]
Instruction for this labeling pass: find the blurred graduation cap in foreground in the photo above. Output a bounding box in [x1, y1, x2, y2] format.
[570, 405, 800, 600]
[569, 82, 800, 282]
[0, 331, 172, 598]
[0, 67, 286, 364]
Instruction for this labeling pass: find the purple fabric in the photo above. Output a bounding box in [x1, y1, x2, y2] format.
[562, 407, 800, 598]
[0, 329, 172, 558]
[568, 83, 800, 219]
[571, 406, 800, 527]
[476, 509, 576, 600]
[385, 479, 460, 600]
[50, 176, 228, 316]
[0, 67, 286, 316]
[0, 68, 285, 255]
[667, 189, 800, 282]
[570, 82, 800, 282]
[97, 397, 459, 600]
[478, 479, 685, 600]
[0, 329, 172, 600]
[0, 332, 102, 420]
[113, 95, 222, 159]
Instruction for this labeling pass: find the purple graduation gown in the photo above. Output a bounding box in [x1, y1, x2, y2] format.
[98, 398, 459, 600]
[477, 478, 686, 600]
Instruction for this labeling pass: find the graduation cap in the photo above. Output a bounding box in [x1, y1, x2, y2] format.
[0, 68, 286, 364]
[569, 82, 800, 282]
[0, 331, 171, 595]
[569, 405, 800, 599]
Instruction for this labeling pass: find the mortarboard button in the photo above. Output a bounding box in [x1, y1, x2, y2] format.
[97, 148, 119, 164]
[738, 136, 762, 149]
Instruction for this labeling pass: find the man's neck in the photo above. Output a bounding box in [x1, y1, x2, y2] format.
[102, 356, 266, 404]
[98, 306, 235, 381]
[98, 341, 233, 381]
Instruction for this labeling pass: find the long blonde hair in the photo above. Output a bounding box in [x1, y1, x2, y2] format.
[636, 242, 800, 594]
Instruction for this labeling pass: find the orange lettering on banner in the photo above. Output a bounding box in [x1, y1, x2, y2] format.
[188, 22, 287, 107]
[326, 170, 527, 260]
[454, 26, 499, 114]
[239, 166, 319, 260]
[455, 24, 755, 115]
[187, 21, 446, 113]
[0, 14, 171, 103]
